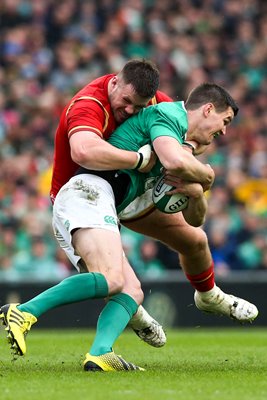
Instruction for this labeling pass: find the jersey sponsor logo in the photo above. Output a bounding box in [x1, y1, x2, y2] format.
[104, 215, 117, 225]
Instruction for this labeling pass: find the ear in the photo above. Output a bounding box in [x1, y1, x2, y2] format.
[203, 103, 214, 117]
[110, 76, 118, 89]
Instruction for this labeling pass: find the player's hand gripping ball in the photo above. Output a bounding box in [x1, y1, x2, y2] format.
[152, 174, 189, 214]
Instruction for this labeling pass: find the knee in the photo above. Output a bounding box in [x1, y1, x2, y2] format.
[134, 287, 144, 305]
[123, 280, 144, 305]
[194, 229, 208, 249]
[185, 229, 209, 254]
[107, 276, 144, 305]
[106, 273, 125, 295]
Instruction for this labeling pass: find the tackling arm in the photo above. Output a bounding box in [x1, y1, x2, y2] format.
[70, 131, 153, 171]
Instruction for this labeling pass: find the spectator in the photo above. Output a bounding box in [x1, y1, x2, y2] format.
[12, 235, 70, 282]
[134, 239, 167, 279]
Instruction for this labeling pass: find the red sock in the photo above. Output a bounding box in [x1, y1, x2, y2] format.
[186, 263, 215, 292]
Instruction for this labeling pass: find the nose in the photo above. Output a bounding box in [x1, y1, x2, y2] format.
[124, 104, 135, 115]
[221, 126, 226, 135]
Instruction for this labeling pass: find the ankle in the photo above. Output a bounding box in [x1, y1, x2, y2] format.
[186, 263, 215, 292]
[197, 284, 219, 298]
[128, 305, 153, 328]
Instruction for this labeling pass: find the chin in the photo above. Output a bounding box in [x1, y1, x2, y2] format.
[114, 115, 122, 123]
[115, 112, 125, 123]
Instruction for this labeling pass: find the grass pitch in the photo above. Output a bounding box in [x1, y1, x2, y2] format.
[0, 328, 266, 400]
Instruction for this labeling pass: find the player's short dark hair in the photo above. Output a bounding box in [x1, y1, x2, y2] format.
[119, 59, 160, 99]
[185, 83, 239, 116]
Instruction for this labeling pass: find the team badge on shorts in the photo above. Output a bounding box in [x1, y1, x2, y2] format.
[104, 215, 117, 225]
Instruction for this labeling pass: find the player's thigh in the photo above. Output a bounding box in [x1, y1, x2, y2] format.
[72, 227, 124, 276]
[123, 209, 207, 253]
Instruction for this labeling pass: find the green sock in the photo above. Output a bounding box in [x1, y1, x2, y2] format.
[17, 273, 108, 317]
[89, 293, 138, 356]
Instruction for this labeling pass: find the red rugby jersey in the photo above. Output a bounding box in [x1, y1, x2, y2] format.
[50, 73, 172, 202]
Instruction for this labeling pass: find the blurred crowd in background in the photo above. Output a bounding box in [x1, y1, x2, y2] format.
[1, 0, 267, 282]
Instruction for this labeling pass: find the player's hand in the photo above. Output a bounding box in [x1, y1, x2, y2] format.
[139, 150, 157, 172]
[164, 176, 204, 198]
[135, 144, 157, 173]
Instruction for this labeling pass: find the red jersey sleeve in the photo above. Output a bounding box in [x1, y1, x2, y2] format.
[149, 90, 173, 105]
[66, 98, 109, 139]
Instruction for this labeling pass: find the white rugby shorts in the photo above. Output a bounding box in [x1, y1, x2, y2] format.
[52, 174, 120, 271]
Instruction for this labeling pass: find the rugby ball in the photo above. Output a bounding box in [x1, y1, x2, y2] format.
[152, 174, 189, 214]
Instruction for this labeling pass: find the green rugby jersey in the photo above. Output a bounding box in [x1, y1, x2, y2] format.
[108, 101, 188, 214]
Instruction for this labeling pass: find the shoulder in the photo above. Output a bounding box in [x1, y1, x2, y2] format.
[70, 74, 114, 108]
[157, 101, 186, 116]
[65, 75, 114, 117]
[149, 90, 173, 105]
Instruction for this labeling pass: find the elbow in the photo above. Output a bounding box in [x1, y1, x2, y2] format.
[163, 157, 185, 173]
[190, 214, 206, 227]
[183, 211, 206, 227]
[182, 196, 207, 227]
[71, 146, 90, 166]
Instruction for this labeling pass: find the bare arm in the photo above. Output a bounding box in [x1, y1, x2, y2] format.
[165, 177, 207, 227]
[153, 136, 214, 189]
[181, 184, 208, 227]
[70, 131, 143, 170]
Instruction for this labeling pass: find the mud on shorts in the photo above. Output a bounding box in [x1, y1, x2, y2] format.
[52, 174, 120, 272]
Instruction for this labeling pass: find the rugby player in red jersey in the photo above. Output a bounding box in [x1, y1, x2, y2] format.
[1, 60, 171, 369]
[50, 60, 172, 202]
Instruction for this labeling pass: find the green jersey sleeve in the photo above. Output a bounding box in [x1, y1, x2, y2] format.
[146, 102, 188, 144]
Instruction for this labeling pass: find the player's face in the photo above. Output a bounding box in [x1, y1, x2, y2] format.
[109, 76, 151, 123]
[192, 104, 234, 146]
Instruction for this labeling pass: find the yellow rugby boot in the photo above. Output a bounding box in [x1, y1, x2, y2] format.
[83, 351, 145, 372]
[0, 303, 37, 356]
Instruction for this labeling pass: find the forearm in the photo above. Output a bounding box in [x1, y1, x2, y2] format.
[167, 151, 214, 188]
[163, 157, 214, 193]
[153, 136, 214, 188]
[70, 131, 139, 170]
[74, 142, 139, 170]
[164, 178, 207, 226]
[182, 194, 208, 227]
